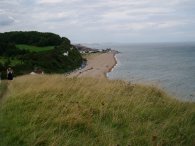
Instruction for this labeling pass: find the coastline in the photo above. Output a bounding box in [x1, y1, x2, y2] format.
[68, 51, 117, 79]
[106, 51, 118, 78]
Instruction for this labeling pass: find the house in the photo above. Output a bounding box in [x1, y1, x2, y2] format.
[74, 44, 100, 54]
[63, 51, 69, 56]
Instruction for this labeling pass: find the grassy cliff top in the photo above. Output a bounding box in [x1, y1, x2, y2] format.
[0, 75, 195, 145]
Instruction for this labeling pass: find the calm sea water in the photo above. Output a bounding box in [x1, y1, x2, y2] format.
[87, 42, 195, 101]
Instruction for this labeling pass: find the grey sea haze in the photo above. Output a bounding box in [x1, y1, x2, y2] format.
[87, 42, 195, 102]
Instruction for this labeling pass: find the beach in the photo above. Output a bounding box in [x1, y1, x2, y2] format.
[68, 52, 117, 79]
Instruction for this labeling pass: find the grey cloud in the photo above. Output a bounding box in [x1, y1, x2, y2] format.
[0, 0, 194, 42]
[0, 14, 15, 26]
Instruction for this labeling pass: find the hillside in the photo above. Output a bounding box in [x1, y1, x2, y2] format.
[0, 31, 83, 78]
[0, 31, 64, 46]
[0, 75, 195, 146]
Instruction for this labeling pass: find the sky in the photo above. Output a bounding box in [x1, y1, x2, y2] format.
[0, 0, 195, 43]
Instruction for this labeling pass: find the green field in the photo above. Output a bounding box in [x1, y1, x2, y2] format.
[0, 75, 195, 146]
[16, 44, 54, 52]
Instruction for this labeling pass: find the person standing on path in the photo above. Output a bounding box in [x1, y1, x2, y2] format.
[7, 67, 14, 80]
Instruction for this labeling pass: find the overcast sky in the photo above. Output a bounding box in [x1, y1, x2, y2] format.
[0, 0, 195, 43]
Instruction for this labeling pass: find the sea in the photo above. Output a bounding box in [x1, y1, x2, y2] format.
[86, 42, 195, 102]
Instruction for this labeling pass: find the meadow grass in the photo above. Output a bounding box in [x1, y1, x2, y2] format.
[16, 44, 54, 52]
[0, 75, 195, 146]
[0, 81, 8, 99]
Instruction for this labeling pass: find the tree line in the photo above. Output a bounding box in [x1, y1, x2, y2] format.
[0, 31, 65, 57]
[0, 42, 28, 56]
[0, 31, 64, 46]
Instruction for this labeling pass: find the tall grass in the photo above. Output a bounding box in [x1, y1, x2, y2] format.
[0, 75, 195, 146]
[0, 81, 8, 100]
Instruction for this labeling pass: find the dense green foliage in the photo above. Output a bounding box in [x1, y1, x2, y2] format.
[0, 31, 83, 78]
[18, 43, 82, 74]
[0, 75, 195, 146]
[0, 31, 64, 46]
[0, 42, 28, 56]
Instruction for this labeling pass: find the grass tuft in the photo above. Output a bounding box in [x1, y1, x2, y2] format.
[0, 75, 195, 146]
[0, 81, 8, 100]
